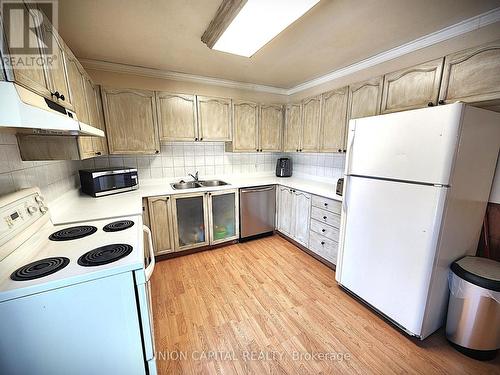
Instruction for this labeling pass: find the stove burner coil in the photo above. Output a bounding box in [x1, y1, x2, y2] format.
[49, 226, 97, 241]
[11, 257, 70, 281]
[103, 220, 135, 232]
[78, 244, 133, 267]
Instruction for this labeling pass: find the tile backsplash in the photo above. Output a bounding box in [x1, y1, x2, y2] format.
[0, 134, 81, 201]
[1, 136, 346, 202]
[81, 142, 346, 181]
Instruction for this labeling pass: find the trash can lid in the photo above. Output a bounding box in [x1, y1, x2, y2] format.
[451, 256, 500, 292]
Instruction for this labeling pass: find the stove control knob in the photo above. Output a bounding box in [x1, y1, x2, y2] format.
[27, 206, 38, 214]
[35, 195, 45, 203]
[39, 206, 48, 214]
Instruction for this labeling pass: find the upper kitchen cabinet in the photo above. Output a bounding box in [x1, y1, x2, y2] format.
[101, 87, 160, 154]
[439, 40, 500, 107]
[301, 95, 321, 152]
[348, 77, 383, 120]
[156, 92, 198, 141]
[284, 103, 302, 152]
[230, 100, 259, 152]
[196, 96, 232, 141]
[91, 84, 108, 156]
[320, 87, 348, 153]
[259, 104, 283, 152]
[381, 58, 444, 113]
[38, 12, 74, 110]
[1, 4, 51, 99]
[65, 52, 89, 124]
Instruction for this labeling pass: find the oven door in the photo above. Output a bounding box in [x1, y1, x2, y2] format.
[136, 225, 157, 374]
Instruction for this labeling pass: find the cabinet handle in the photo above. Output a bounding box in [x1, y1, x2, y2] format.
[438, 100, 445, 105]
[60, 94, 65, 101]
[200, 137, 203, 141]
[427, 102, 434, 107]
[343, 149, 347, 153]
[296, 149, 299, 152]
[323, 216, 327, 220]
[195, 137, 198, 141]
[324, 203, 328, 207]
[322, 229, 326, 232]
[155, 150, 159, 154]
[321, 241, 325, 245]
[300, 149, 303, 152]
[95, 151, 101, 156]
[166, 197, 169, 200]
[337, 149, 341, 152]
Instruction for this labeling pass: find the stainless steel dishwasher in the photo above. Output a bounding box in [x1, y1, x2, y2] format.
[239, 185, 276, 240]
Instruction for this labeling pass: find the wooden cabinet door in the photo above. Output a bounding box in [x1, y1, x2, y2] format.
[277, 187, 293, 236]
[65, 53, 89, 124]
[2, 4, 51, 98]
[301, 96, 321, 152]
[232, 100, 259, 152]
[381, 58, 444, 113]
[147, 196, 174, 256]
[259, 104, 283, 152]
[439, 41, 500, 106]
[38, 15, 73, 110]
[101, 87, 160, 154]
[292, 191, 311, 246]
[348, 77, 383, 120]
[171, 192, 210, 251]
[284, 103, 302, 152]
[156, 92, 197, 141]
[320, 87, 348, 152]
[196, 96, 232, 141]
[208, 189, 239, 245]
[77, 75, 99, 159]
[91, 84, 108, 156]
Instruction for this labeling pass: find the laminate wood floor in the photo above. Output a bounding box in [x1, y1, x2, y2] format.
[151, 235, 499, 374]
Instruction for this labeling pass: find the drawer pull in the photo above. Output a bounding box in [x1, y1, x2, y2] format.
[321, 229, 326, 232]
[321, 241, 325, 245]
[324, 203, 328, 206]
[323, 216, 327, 220]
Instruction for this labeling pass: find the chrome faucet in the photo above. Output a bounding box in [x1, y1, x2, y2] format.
[188, 171, 199, 182]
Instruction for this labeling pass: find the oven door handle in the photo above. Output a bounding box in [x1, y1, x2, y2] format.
[143, 225, 155, 281]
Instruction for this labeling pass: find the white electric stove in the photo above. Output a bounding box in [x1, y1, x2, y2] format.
[0, 188, 157, 375]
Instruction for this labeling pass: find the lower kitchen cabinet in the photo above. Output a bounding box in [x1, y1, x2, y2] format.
[277, 187, 340, 265]
[169, 189, 239, 252]
[171, 192, 210, 251]
[147, 196, 175, 256]
[277, 186, 311, 247]
[207, 189, 239, 245]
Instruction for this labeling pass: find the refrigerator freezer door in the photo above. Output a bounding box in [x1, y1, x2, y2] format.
[337, 176, 447, 337]
[346, 103, 463, 185]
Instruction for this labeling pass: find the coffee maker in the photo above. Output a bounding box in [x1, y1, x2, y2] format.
[276, 158, 292, 177]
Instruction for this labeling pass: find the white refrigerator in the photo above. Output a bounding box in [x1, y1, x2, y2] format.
[336, 103, 500, 339]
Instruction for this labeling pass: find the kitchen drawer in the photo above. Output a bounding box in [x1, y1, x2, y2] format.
[311, 206, 341, 228]
[310, 219, 339, 241]
[309, 231, 338, 264]
[312, 195, 341, 214]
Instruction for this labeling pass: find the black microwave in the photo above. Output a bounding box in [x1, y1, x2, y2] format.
[79, 167, 138, 197]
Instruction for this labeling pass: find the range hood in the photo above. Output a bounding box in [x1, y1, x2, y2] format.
[0, 82, 104, 137]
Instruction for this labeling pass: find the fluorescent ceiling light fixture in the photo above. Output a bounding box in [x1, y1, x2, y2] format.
[208, 0, 320, 57]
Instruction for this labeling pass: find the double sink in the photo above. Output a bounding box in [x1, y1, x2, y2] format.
[171, 180, 229, 190]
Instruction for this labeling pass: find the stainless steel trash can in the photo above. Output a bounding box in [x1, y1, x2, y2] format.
[446, 256, 500, 360]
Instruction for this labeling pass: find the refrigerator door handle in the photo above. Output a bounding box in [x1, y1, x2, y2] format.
[345, 120, 356, 176]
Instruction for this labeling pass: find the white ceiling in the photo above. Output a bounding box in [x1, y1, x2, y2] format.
[58, 0, 500, 89]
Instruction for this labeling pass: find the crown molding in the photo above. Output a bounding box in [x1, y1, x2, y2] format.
[80, 7, 500, 97]
[79, 58, 288, 95]
[287, 7, 500, 94]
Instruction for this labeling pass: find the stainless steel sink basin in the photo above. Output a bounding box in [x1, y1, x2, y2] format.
[199, 180, 228, 187]
[170, 181, 202, 190]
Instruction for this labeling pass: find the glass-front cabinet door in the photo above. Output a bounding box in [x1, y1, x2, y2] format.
[208, 189, 239, 245]
[171, 193, 209, 251]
